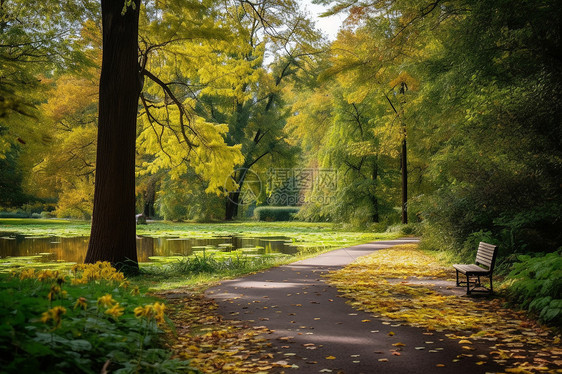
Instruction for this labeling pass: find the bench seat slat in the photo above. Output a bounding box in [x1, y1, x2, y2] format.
[453, 263, 490, 275]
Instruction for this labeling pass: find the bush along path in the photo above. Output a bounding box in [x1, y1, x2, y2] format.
[203, 240, 561, 374]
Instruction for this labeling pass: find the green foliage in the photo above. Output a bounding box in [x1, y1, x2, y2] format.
[155, 250, 289, 276]
[505, 250, 562, 327]
[0, 147, 27, 207]
[155, 174, 224, 222]
[0, 266, 195, 373]
[254, 206, 299, 221]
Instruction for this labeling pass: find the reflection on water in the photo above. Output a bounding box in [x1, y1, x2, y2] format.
[0, 233, 299, 263]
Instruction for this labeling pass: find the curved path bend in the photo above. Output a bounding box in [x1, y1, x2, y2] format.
[206, 239, 505, 374]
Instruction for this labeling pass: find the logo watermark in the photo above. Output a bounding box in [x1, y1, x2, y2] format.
[224, 167, 338, 206]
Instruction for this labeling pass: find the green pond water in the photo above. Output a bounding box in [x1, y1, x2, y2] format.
[0, 233, 299, 263]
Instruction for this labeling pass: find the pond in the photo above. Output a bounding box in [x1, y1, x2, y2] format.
[0, 233, 300, 263]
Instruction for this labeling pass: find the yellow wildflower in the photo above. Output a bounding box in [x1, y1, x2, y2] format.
[47, 285, 62, 301]
[97, 294, 116, 308]
[37, 270, 59, 282]
[134, 304, 155, 319]
[74, 297, 88, 310]
[41, 306, 67, 329]
[130, 286, 140, 296]
[19, 268, 35, 280]
[105, 303, 125, 319]
[143, 305, 154, 318]
[153, 302, 166, 324]
[71, 264, 86, 274]
[134, 306, 146, 318]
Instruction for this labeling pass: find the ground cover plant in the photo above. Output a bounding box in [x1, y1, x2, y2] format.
[0, 262, 195, 373]
[327, 244, 562, 373]
[504, 250, 562, 327]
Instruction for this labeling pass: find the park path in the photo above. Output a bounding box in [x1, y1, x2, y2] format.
[206, 239, 506, 374]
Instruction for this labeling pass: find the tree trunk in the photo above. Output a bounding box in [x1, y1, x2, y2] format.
[401, 134, 408, 224]
[225, 191, 240, 220]
[143, 175, 158, 218]
[371, 158, 379, 223]
[225, 167, 252, 220]
[85, 0, 141, 272]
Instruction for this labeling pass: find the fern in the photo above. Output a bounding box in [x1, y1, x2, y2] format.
[505, 250, 562, 326]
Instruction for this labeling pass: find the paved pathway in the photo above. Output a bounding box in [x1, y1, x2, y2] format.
[206, 239, 505, 373]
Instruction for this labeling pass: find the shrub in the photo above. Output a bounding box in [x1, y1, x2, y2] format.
[0, 263, 195, 373]
[254, 206, 299, 221]
[504, 250, 562, 327]
[0, 210, 29, 218]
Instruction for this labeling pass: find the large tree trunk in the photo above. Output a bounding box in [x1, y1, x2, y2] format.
[85, 0, 141, 272]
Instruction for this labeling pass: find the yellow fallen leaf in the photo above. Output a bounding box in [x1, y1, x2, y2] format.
[392, 342, 405, 347]
[325, 356, 336, 360]
[378, 358, 388, 362]
[388, 331, 395, 336]
[458, 339, 472, 344]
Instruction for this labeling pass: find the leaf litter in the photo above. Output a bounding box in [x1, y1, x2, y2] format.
[161, 292, 288, 373]
[326, 244, 562, 374]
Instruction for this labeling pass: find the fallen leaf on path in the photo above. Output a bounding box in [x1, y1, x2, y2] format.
[326, 244, 561, 372]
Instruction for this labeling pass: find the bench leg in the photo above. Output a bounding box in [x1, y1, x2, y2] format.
[466, 274, 470, 295]
[489, 274, 493, 294]
[456, 270, 460, 286]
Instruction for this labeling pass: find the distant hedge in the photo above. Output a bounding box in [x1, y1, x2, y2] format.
[254, 206, 300, 221]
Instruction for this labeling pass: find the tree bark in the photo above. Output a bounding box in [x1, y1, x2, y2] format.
[401, 132, 408, 224]
[85, 0, 141, 272]
[371, 158, 379, 223]
[225, 191, 241, 220]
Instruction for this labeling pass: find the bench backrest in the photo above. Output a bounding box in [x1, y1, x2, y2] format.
[475, 242, 498, 271]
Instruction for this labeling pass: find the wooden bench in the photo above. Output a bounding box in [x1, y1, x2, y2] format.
[453, 242, 498, 295]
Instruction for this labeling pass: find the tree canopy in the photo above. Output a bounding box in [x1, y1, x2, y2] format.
[1, 0, 560, 265]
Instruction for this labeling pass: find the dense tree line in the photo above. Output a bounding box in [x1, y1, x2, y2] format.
[0, 0, 560, 265]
